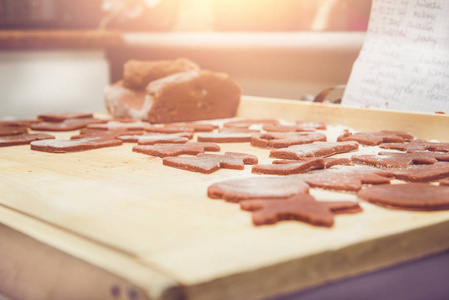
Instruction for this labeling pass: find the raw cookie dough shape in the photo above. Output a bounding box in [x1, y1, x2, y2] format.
[252, 158, 325, 175]
[379, 139, 449, 153]
[389, 162, 449, 182]
[337, 130, 414, 146]
[208, 176, 310, 202]
[270, 141, 359, 160]
[352, 151, 449, 168]
[30, 137, 123, 153]
[357, 183, 449, 211]
[119, 132, 193, 144]
[251, 132, 327, 148]
[30, 118, 106, 132]
[37, 112, 93, 122]
[0, 133, 54, 147]
[298, 166, 392, 192]
[163, 152, 258, 174]
[133, 142, 220, 157]
[240, 194, 362, 227]
[273, 157, 352, 168]
[0, 125, 28, 136]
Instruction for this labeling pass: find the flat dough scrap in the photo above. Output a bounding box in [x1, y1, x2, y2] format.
[251, 132, 327, 149]
[207, 176, 310, 202]
[30, 118, 106, 132]
[0, 133, 54, 147]
[337, 130, 414, 146]
[145, 70, 241, 123]
[379, 139, 449, 153]
[163, 152, 258, 174]
[240, 194, 362, 227]
[357, 183, 449, 211]
[197, 132, 254, 143]
[223, 119, 280, 129]
[252, 158, 325, 175]
[123, 58, 200, 89]
[31, 137, 122, 153]
[273, 157, 352, 168]
[270, 141, 359, 160]
[119, 132, 193, 144]
[133, 142, 220, 157]
[0, 125, 28, 136]
[352, 151, 449, 168]
[37, 112, 93, 122]
[298, 165, 392, 192]
[87, 120, 150, 131]
[389, 162, 449, 182]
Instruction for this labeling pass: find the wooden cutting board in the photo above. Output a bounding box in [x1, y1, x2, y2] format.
[1, 96, 449, 300]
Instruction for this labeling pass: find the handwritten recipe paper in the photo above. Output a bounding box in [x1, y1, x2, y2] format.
[342, 0, 449, 113]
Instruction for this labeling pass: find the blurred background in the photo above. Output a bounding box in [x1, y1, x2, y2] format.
[0, 0, 371, 118]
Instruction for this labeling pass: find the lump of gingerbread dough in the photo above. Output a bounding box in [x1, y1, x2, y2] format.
[144, 70, 241, 123]
[104, 81, 148, 120]
[123, 58, 199, 89]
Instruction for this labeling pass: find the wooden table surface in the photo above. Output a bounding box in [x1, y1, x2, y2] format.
[1, 96, 449, 300]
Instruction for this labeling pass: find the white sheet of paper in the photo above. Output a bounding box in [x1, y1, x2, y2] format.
[342, 0, 449, 113]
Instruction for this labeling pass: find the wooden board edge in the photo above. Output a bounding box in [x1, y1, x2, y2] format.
[238, 96, 449, 141]
[180, 219, 449, 300]
[0, 206, 182, 300]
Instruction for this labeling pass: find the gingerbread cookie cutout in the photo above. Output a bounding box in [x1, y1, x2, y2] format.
[252, 158, 325, 175]
[358, 183, 449, 211]
[37, 112, 93, 122]
[389, 162, 449, 182]
[273, 157, 352, 168]
[197, 132, 254, 143]
[298, 166, 392, 192]
[31, 137, 122, 153]
[379, 139, 449, 153]
[208, 176, 310, 202]
[0, 133, 54, 147]
[30, 118, 106, 131]
[133, 142, 220, 157]
[251, 132, 327, 148]
[219, 127, 260, 133]
[352, 151, 449, 168]
[163, 152, 258, 174]
[0, 125, 28, 136]
[337, 130, 414, 146]
[240, 194, 362, 227]
[223, 119, 280, 129]
[270, 141, 359, 160]
[119, 132, 193, 144]
[0, 119, 40, 127]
